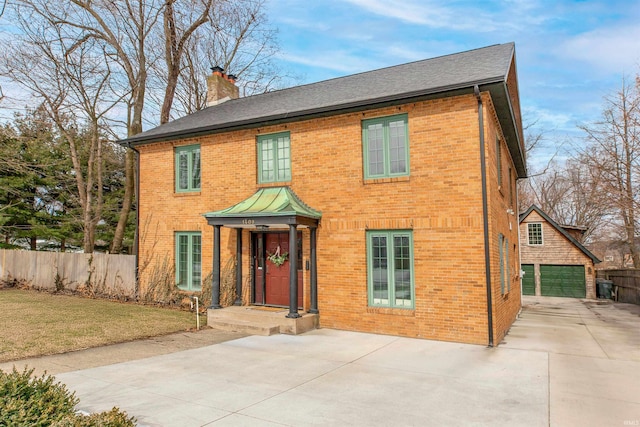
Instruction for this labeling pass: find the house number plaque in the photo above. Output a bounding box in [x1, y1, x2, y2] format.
[242, 219, 255, 225]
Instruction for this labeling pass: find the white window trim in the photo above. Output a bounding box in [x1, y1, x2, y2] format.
[527, 222, 543, 246]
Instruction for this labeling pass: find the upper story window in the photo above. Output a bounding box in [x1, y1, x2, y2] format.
[528, 223, 543, 245]
[258, 132, 291, 183]
[363, 114, 409, 179]
[175, 144, 201, 192]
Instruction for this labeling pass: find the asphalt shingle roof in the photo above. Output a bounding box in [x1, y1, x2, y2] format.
[124, 43, 516, 144]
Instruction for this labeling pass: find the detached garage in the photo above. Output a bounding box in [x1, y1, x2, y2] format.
[520, 205, 600, 299]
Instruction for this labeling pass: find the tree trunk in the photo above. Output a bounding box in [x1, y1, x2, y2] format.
[111, 148, 135, 253]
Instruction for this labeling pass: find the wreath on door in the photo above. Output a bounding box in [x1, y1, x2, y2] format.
[267, 245, 288, 267]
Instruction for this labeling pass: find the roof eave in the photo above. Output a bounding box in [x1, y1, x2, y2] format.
[120, 77, 507, 147]
[489, 81, 527, 178]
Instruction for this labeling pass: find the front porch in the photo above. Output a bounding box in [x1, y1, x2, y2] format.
[207, 306, 319, 336]
[203, 187, 322, 334]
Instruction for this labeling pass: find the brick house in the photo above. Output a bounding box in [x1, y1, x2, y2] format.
[519, 205, 600, 299]
[122, 43, 526, 346]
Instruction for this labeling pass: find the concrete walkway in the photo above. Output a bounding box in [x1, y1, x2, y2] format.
[501, 296, 640, 427]
[1, 296, 639, 426]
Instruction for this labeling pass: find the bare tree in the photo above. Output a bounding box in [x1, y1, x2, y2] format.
[517, 115, 610, 243]
[517, 119, 555, 213]
[6, 0, 165, 252]
[4, 0, 285, 253]
[1, 15, 122, 252]
[168, 0, 290, 116]
[160, 0, 213, 124]
[578, 77, 640, 266]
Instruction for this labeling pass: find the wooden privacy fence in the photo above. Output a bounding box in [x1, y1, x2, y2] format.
[0, 249, 136, 297]
[598, 269, 640, 305]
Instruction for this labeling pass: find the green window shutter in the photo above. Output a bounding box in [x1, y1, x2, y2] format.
[175, 145, 201, 192]
[363, 114, 409, 179]
[499, 233, 505, 295]
[176, 232, 202, 291]
[505, 237, 510, 293]
[257, 132, 291, 184]
[367, 230, 414, 308]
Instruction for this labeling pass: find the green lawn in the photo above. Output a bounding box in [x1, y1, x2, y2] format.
[0, 289, 200, 362]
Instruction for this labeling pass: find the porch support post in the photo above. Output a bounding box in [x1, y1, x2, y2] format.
[286, 223, 300, 318]
[234, 228, 242, 305]
[210, 225, 222, 309]
[309, 226, 319, 314]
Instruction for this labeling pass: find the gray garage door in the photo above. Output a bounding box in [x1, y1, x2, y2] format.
[521, 264, 535, 295]
[540, 265, 586, 298]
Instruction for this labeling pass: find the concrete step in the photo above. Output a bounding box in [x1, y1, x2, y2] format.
[207, 306, 319, 336]
[208, 318, 280, 336]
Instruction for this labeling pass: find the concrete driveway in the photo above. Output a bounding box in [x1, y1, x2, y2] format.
[502, 296, 640, 427]
[5, 296, 640, 426]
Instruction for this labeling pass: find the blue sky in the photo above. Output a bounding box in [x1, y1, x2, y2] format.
[266, 0, 640, 167]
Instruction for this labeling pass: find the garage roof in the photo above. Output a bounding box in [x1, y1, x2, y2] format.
[520, 205, 601, 264]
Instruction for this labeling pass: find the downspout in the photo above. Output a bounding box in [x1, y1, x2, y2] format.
[127, 142, 141, 300]
[516, 177, 523, 317]
[475, 85, 494, 347]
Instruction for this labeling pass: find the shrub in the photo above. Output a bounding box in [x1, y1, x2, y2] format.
[53, 407, 136, 426]
[0, 367, 135, 427]
[0, 367, 78, 426]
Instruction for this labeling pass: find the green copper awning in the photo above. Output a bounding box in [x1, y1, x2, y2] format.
[203, 187, 321, 228]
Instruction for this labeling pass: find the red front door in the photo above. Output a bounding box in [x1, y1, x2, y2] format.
[254, 232, 302, 307]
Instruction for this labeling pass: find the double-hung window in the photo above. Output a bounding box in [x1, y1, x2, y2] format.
[175, 145, 201, 192]
[367, 230, 414, 308]
[528, 223, 543, 245]
[258, 132, 291, 183]
[176, 232, 202, 291]
[363, 114, 409, 179]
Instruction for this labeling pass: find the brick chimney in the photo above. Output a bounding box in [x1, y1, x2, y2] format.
[206, 66, 239, 107]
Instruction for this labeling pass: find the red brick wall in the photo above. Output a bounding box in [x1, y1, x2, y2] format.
[485, 95, 522, 344]
[136, 92, 521, 345]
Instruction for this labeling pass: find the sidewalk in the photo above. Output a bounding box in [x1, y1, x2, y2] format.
[0, 328, 247, 376]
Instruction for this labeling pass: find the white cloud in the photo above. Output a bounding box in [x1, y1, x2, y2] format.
[558, 24, 640, 75]
[277, 51, 377, 75]
[341, 0, 497, 31]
